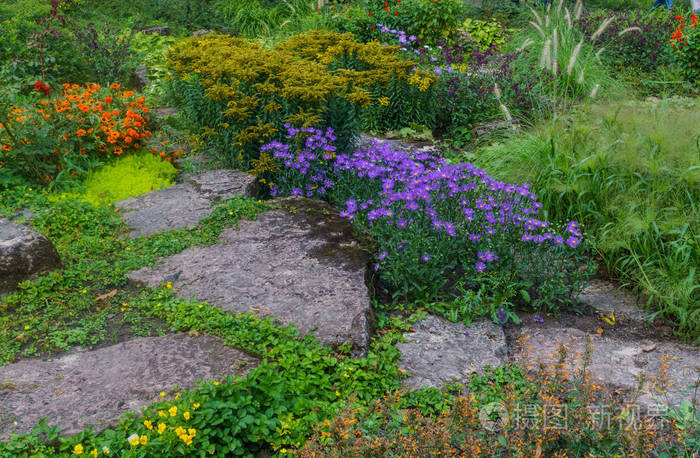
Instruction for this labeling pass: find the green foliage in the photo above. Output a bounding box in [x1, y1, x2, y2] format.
[467, 365, 535, 405]
[129, 32, 181, 98]
[461, 17, 510, 52]
[214, 0, 319, 38]
[328, 0, 468, 46]
[471, 100, 700, 341]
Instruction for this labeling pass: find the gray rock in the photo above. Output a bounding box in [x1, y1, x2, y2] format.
[357, 133, 439, 156]
[473, 119, 519, 138]
[0, 334, 259, 438]
[514, 326, 700, 408]
[151, 107, 179, 119]
[115, 171, 257, 237]
[577, 279, 651, 324]
[133, 65, 149, 91]
[0, 219, 61, 295]
[190, 29, 213, 37]
[397, 315, 508, 389]
[140, 26, 170, 36]
[190, 169, 257, 201]
[116, 183, 213, 238]
[127, 197, 372, 355]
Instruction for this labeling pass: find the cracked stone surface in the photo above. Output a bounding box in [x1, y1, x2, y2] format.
[513, 326, 700, 408]
[0, 219, 61, 295]
[116, 170, 257, 237]
[127, 197, 372, 356]
[0, 334, 259, 439]
[397, 315, 508, 389]
[577, 279, 651, 324]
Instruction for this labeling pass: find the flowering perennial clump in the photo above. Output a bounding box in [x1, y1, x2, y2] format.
[264, 126, 591, 312]
[668, 13, 700, 82]
[0, 83, 153, 187]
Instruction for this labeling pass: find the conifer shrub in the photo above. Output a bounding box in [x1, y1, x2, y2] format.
[166, 31, 438, 168]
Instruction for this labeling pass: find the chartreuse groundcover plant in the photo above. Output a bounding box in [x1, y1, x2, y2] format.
[264, 126, 593, 321]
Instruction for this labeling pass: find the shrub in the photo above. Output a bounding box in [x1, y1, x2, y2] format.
[0, 82, 153, 188]
[669, 13, 700, 83]
[327, 0, 467, 46]
[576, 8, 677, 71]
[265, 126, 593, 317]
[166, 31, 437, 168]
[461, 17, 510, 52]
[72, 21, 137, 85]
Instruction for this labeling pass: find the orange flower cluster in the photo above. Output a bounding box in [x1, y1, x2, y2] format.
[669, 13, 698, 51]
[1, 83, 157, 186]
[51, 83, 152, 157]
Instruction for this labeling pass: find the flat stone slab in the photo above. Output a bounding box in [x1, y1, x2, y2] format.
[0, 219, 61, 295]
[116, 170, 257, 237]
[0, 334, 259, 438]
[397, 315, 508, 389]
[578, 279, 651, 324]
[127, 197, 372, 356]
[514, 326, 700, 408]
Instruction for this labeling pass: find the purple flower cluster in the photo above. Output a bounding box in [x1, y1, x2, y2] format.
[376, 23, 417, 46]
[262, 128, 585, 286]
[263, 125, 337, 199]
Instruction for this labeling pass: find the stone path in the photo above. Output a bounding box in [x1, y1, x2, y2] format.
[0, 334, 259, 439]
[515, 326, 699, 409]
[397, 315, 507, 389]
[128, 197, 372, 356]
[116, 169, 257, 237]
[398, 286, 699, 409]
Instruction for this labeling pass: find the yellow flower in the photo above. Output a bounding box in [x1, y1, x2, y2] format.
[90, 449, 98, 458]
[213, 381, 219, 386]
[140, 435, 148, 445]
[160, 392, 166, 397]
[377, 96, 390, 106]
[73, 444, 84, 455]
[193, 403, 200, 410]
[188, 428, 196, 436]
[166, 281, 172, 289]
[175, 393, 180, 400]
[169, 406, 178, 417]
[158, 410, 167, 417]
[157, 423, 166, 434]
[335, 390, 340, 396]
[128, 434, 139, 446]
[183, 411, 190, 420]
[24, 325, 30, 330]
[144, 420, 153, 430]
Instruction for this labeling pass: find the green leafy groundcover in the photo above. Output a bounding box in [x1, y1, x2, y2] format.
[0, 192, 406, 457]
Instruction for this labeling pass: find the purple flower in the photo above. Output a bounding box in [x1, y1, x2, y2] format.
[533, 315, 544, 323]
[478, 251, 498, 263]
[497, 307, 507, 325]
[422, 254, 431, 262]
[565, 237, 581, 248]
[378, 251, 388, 260]
[475, 261, 486, 273]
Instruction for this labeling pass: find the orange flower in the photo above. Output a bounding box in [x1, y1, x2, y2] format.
[1, 144, 10, 151]
[124, 136, 133, 143]
[104, 96, 113, 104]
[76, 129, 87, 137]
[77, 104, 90, 112]
[113, 146, 123, 155]
[110, 83, 121, 90]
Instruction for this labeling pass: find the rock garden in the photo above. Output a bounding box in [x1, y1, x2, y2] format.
[0, 0, 698, 456]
